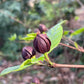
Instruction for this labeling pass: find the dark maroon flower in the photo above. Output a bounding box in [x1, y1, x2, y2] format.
[33, 34, 51, 53]
[39, 24, 48, 33]
[22, 46, 36, 60]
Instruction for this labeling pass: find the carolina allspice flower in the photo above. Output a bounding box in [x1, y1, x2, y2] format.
[39, 24, 48, 33]
[22, 46, 36, 60]
[33, 34, 51, 53]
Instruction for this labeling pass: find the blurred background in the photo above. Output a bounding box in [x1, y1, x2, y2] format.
[0, 0, 84, 84]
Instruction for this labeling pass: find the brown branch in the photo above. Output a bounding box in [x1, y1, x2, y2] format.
[52, 63, 84, 68]
[62, 37, 83, 50]
[67, 38, 83, 50]
[46, 55, 84, 68]
[59, 43, 84, 52]
[62, 36, 84, 52]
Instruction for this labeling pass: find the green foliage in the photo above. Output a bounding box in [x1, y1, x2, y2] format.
[8, 33, 17, 41]
[20, 33, 37, 41]
[31, 55, 45, 64]
[26, 33, 37, 37]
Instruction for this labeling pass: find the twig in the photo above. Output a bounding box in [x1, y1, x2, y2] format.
[59, 43, 84, 53]
[67, 38, 83, 50]
[46, 54, 84, 68]
[52, 63, 84, 68]
[62, 37, 83, 50]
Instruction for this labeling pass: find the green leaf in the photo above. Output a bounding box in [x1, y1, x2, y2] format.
[21, 55, 45, 67]
[70, 27, 84, 38]
[21, 37, 35, 41]
[0, 55, 45, 76]
[0, 63, 33, 76]
[31, 55, 45, 63]
[27, 33, 37, 37]
[0, 65, 20, 76]
[20, 33, 37, 41]
[8, 33, 17, 41]
[37, 55, 45, 61]
[47, 20, 65, 53]
[20, 59, 31, 68]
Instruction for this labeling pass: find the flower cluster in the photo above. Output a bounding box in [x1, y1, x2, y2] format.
[22, 24, 51, 60]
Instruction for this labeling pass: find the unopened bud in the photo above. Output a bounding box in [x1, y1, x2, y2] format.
[33, 34, 51, 53]
[39, 24, 48, 33]
[22, 46, 36, 60]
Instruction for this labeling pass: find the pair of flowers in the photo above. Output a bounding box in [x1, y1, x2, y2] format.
[22, 24, 51, 60]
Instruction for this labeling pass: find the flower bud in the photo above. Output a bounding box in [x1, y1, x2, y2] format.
[39, 24, 48, 33]
[22, 46, 36, 60]
[33, 34, 51, 53]
[34, 29, 41, 34]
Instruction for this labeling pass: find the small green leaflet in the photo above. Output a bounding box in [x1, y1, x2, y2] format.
[21, 37, 35, 40]
[20, 55, 45, 67]
[31, 55, 45, 63]
[20, 59, 31, 68]
[26, 33, 37, 37]
[20, 33, 37, 41]
[8, 33, 17, 41]
[70, 27, 84, 38]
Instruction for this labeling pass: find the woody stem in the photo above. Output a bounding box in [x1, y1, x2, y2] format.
[52, 63, 84, 68]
